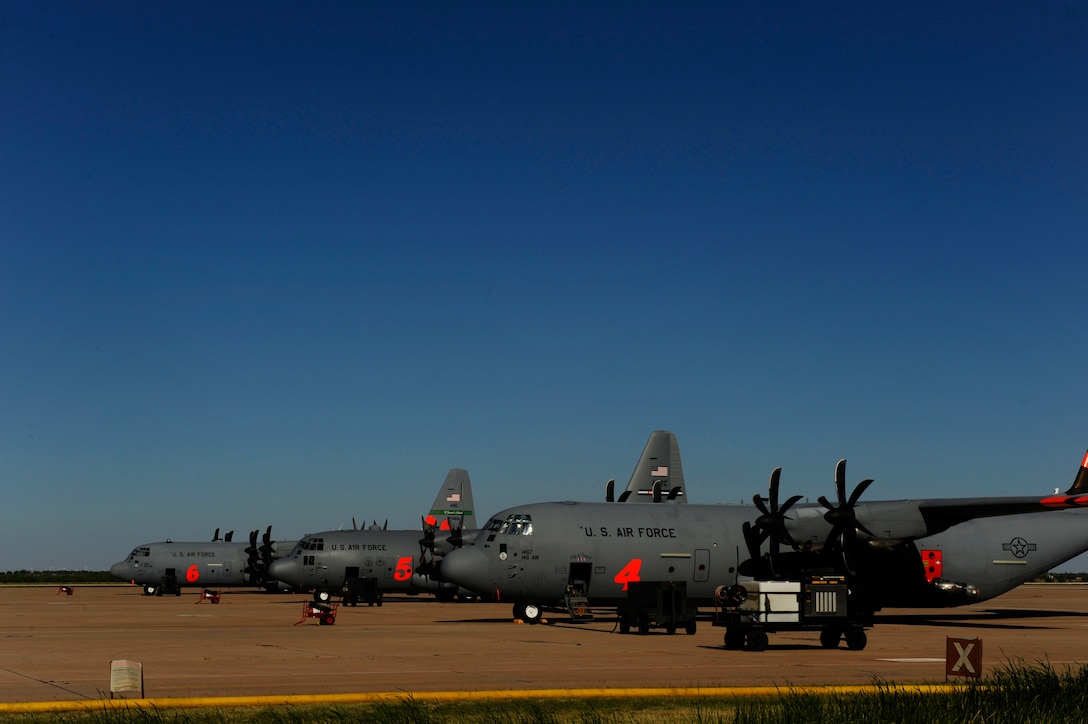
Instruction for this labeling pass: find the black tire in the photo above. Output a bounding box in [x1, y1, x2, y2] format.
[845, 628, 867, 651]
[746, 630, 768, 652]
[820, 628, 842, 649]
[521, 602, 543, 624]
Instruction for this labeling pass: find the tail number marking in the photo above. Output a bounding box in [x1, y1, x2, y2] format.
[614, 558, 642, 591]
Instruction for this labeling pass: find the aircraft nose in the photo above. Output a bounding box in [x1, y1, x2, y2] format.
[109, 561, 130, 582]
[267, 557, 297, 584]
[439, 546, 490, 594]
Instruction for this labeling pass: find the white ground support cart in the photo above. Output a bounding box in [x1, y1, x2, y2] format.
[713, 575, 868, 651]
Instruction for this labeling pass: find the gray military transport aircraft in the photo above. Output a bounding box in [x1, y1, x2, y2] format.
[267, 468, 478, 603]
[110, 526, 292, 595]
[440, 444, 1088, 651]
[266, 431, 689, 604]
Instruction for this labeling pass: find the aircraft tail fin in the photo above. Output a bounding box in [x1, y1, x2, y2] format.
[429, 468, 477, 531]
[619, 430, 686, 503]
[1064, 451, 1088, 496]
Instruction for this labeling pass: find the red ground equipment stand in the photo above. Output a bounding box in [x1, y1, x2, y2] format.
[196, 588, 221, 604]
[295, 601, 338, 625]
[56, 586, 74, 596]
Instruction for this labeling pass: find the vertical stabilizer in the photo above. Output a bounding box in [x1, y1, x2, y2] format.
[619, 430, 686, 503]
[430, 468, 477, 530]
[1064, 451, 1088, 496]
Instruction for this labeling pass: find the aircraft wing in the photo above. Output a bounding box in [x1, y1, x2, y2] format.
[917, 493, 1088, 535]
[805, 452, 1088, 545]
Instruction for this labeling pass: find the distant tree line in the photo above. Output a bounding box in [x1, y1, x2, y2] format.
[1033, 572, 1085, 583]
[0, 570, 116, 584]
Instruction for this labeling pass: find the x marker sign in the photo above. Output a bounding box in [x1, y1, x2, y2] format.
[946, 637, 983, 679]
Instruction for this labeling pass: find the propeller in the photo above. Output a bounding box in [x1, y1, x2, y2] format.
[742, 467, 803, 577]
[818, 459, 875, 575]
[419, 515, 438, 569]
[244, 529, 263, 583]
[446, 516, 464, 549]
[258, 524, 274, 570]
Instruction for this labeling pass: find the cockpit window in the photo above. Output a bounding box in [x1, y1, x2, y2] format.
[496, 514, 532, 536]
[301, 537, 324, 551]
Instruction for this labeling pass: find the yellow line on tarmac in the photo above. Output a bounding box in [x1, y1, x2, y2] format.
[0, 684, 970, 714]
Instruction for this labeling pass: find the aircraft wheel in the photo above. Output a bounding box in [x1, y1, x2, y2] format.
[845, 628, 867, 651]
[724, 629, 745, 649]
[619, 617, 630, 634]
[521, 602, 543, 625]
[637, 613, 650, 635]
[512, 602, 525, 620]
[820, 628, 842, 649]
[746, 630, 768, 652]
[685, 619, 697, 635]
[314, 590, 331, 603]
[143, 585, 157, 596]
[666, 624, 677, 635]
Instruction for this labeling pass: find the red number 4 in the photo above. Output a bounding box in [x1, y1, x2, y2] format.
[613, 558, 642, 591]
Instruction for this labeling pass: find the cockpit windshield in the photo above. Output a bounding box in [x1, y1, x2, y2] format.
[487, 513, 533, 536]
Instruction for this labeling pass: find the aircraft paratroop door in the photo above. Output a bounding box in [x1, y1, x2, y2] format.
[694, 549, 710, 582]
[568, 561, 593, 594]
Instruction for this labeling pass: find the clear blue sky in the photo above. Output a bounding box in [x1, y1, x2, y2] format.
[2, 2, 1086, 572]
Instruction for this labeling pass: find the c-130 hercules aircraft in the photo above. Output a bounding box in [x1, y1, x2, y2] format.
[110, 526, 292, 595]
[267, 468, 478, 603]
[267, 433, 688, 604]
[441, 438, 1088, 650]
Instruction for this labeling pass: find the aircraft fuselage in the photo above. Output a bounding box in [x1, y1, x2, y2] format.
[109, 540, 290, 594]
[267, 528, 469, 599]
[440, 500, 1088, 612]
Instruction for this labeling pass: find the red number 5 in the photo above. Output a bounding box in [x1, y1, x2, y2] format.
[394, 556, 413, 581]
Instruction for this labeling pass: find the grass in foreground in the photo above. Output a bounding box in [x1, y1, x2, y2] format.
[5, 660, 1088, 723]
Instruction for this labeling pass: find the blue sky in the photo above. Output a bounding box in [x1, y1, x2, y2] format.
[2, 2, 1086, 572]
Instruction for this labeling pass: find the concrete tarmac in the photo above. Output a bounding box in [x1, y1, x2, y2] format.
[2, 584, 1088, 703]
